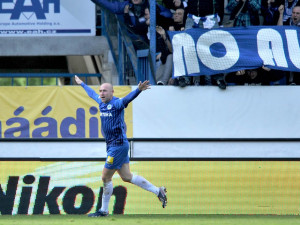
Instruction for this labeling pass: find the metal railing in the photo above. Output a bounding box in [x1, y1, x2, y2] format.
[98, 1, 157, 85]
[0, 73, 101, 86]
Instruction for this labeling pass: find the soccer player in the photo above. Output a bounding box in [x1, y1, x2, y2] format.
[74, 75, 167, 217]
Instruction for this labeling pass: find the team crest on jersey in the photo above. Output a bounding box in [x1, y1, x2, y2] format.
[107, 104, 112, 110]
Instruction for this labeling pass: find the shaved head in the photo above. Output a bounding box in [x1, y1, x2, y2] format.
[101, 83, 113, 91]
[99, 83, 114, 103]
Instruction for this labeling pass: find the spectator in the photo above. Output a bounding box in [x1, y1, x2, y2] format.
[163, 0, 188, 12]
[226, 0, 261, 27]
[182, 0, 226, 89]
[156, 7, 187, 86]
[259, 1, 286, 86]
[155, 4, 175, 30]
[281, 0, 300, 23]
[278, 4, 300, 25]
[91, 0, 148, 35]
[166, 7, 188, 86]
[90, 0, 172, 49]
[219, 0, 225, 24]
[185, 0, 222, 29]
[226, 0, 261, 85]
[225, 69, 262, 85]
[145, 8, 173, 85]
[169, 8, 187, 31]
[261, 0, 284, 25]
[225, 67, 286, 85]
[146, 7, 187, 86]
[278, 5, 300, 84]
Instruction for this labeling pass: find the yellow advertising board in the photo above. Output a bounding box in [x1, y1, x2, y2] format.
[0, 86, 133, 138]
[1, 161, 300, 215]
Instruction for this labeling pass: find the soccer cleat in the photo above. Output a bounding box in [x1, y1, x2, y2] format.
[88, 210, 109, 217]
[157, 186, 167, 208]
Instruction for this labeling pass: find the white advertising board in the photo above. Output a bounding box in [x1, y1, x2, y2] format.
[133, 86, 300, 138]
[0, 0, 95, 36]
[0, 141, 107, 158]
[132, 141, 300, 158]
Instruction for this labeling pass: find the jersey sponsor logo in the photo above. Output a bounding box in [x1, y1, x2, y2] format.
[100, 112, 112, 117]
[106, 156, 114, 164]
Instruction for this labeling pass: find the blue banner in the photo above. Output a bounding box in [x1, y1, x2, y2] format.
[168, 26, 300, 77]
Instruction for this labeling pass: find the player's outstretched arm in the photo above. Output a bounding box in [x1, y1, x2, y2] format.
[138, 80, 151, 91]
[74, 75, 83, 85]
[121, 80, 150, 108]
[74, 75, 100, 103]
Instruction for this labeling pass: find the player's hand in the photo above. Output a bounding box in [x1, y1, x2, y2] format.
[156, 52, 162, 61]
[262, 66, 271, 71]
[138, 80, 151, 91]
[74, 75, 83, 85]
[278, 5, 284, 14]
[156, 26, 166, 37]
[236, 70, 245, 76]
[124, 4, 129, 13]
[169, 26, 175, 31]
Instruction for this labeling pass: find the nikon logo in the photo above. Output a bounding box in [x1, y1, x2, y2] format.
[0, 175, 127, 215]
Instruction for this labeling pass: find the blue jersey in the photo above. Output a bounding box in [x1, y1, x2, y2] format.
[81, 83, 141, 146]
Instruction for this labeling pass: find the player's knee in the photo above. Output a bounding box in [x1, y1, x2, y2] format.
[102, 176, 111, 183]
[120, 175, 131, 183]
[120, 173, 133, 183]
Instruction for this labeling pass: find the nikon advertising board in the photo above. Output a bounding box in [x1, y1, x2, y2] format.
[1, 161, 300, 215]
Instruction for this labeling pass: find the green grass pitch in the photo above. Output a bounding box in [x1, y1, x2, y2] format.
[1, 215, 300, 225]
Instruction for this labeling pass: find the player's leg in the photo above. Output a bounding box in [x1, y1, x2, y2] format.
[100, 167, 116, 213]
[117, 163, 168, 208]
[88, 163, 116, 217]
[118, 163, 159, 194]
[92, 143, 128, 216]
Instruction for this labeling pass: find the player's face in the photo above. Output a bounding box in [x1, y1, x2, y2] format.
[99, 83, 114, 103]
[292, 7, 300, 24]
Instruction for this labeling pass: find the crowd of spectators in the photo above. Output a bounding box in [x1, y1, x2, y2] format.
[91, 0, 300, 88]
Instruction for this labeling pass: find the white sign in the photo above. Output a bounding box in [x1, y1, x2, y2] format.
[0, 0, 95, 36]
[133, 86, 300, 139]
